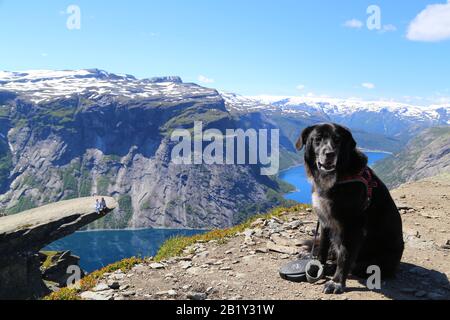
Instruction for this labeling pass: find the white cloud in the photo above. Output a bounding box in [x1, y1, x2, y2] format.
[41, 53, 49, 57]
[343, 19, 363, 29]
[198, 75, 215, 84]
[407, 1, 450, 42]
[296, 84, 306, 90]
[361, 82, 376, 89]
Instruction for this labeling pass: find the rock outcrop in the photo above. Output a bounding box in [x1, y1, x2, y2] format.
[0, 197, 116, 300]
[40, 251, 86, 288]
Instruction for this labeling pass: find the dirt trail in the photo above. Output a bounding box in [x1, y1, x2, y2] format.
[82, 175, 450, 300]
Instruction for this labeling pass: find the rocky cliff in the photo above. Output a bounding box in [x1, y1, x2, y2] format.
[0, 70, 292, 229]
[0, 197, 116, 299]
[373, 127, 450, 188]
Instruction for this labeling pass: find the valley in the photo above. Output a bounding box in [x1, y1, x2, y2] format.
[0, 69, 449, 231]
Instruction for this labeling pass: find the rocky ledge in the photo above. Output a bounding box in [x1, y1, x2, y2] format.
[0, 197, 116, 300]
[77, 176, 450, 301]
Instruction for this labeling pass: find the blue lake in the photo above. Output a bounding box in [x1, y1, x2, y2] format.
[279, 151, 390, 204]
[46, 151, 389, 273]
[45, 229, 206, 272]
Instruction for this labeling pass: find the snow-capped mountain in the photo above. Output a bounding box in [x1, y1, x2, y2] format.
[249, 95, 448, 122]
[0, 69, 212, 104]
[220, 92, 277, 113]
[221, 92, 449, 137]
[2, 68, 448, 145]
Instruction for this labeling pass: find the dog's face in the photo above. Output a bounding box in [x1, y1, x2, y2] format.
[296, 123, 356, 175]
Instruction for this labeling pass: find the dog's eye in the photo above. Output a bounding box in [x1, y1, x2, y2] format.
[333, 136, 341, 144]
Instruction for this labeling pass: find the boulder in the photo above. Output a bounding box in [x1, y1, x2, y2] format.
[0, 197, 117, 300]
[266, 241, 299, 255]
[80, 290, 114, 301]
[40, 250, 85, 287]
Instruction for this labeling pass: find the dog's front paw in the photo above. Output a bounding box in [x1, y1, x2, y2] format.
[323, 280, 345, 294]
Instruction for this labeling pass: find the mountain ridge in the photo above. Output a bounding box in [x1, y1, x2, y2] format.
[0, 70, 293, 229]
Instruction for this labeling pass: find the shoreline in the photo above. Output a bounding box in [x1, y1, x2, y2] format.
[359, 148, 393, 155]
[75, 227, 210, 233]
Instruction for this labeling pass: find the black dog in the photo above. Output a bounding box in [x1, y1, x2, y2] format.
[296, 123, 404, 294]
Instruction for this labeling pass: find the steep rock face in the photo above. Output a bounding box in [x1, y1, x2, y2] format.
[373, 127, 450, 188]
[0, 70, 290, 229]
[0, 197, 116, 299]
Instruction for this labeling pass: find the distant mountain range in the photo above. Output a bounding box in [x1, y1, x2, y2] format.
[0, 69, 449, 229]
[221, 92, 449, 152]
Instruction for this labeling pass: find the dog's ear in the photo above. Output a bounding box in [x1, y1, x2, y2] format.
[339, 125, 357, 149]
[295, 126, 316, 151]
[337, 124, 367, 169]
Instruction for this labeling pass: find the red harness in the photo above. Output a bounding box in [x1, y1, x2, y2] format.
[337, 167, 378, 210]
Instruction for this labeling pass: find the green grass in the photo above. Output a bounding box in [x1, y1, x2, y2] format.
[0, 106, 11, 119]
[6, 196, 37, 215]
[0, 150, 12, 191]
[9, 100, 79, 134]
[78, 168, 93, 197]
[103, 154, 122, 163]
[162, 108, 229, 135]
[154, 204, 309, 262]
[43, 257, 144, 300]
[40, 251, 59, 270]
[61, 166, 78, 192]
[21, 174, 41, 190]
[96, 176, 111, 195]
[58, 162, 94, 200]
[140, 201, 151, 210]
[118, 195, 133, 226]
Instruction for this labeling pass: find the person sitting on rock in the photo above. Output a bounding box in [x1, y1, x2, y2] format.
[95, 199, 101, 215]
[100, 198, 107, 212]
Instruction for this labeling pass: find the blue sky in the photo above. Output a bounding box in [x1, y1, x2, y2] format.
[0, 0, 449, 105]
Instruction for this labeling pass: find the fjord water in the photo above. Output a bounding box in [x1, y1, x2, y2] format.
[46, 229, 206, 272]
[279, 151, 389, 204]
[46, 151, 389, 273]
